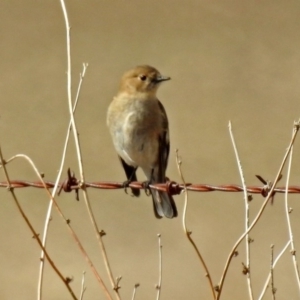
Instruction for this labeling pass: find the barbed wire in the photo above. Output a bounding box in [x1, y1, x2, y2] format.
[0, 172, 299, 200]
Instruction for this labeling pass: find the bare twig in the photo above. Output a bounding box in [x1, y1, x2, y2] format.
[3, 153, 113, 299]
[284, 145, 300, 292]
[38, 63, 88, 300]
[59, 1, 121, 299]
[175, 150, 216, 299]
[131, 284, 140, 300]
[79, 271, 87, 300]
[0, 147, 78, 300]
[228, 121, 253, 300]
[270, 245, 276, 300]
[156, 234, 162, 300]
[217, 121, 300, 299]
[258, 241, 291, 300]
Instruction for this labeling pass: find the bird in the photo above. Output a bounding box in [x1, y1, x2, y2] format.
[107, 65, 177, 219]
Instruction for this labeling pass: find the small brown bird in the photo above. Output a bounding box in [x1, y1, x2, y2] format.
[107, 65, 177, 218]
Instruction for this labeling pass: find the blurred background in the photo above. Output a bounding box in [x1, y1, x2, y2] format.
[1, 0, 300, 299]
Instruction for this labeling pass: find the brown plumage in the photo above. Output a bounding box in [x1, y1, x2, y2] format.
[107, 65, 177, 218]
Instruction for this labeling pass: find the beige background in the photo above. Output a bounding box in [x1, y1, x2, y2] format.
[1, 0, 300, 299]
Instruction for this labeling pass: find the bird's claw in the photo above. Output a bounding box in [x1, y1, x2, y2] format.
[142, 181, 151, 196]
[122, 180, 131, 195]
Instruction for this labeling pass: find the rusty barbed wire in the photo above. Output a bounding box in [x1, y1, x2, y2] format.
[1, 175, 300, 199]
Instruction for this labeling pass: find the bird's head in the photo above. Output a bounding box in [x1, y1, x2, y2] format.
[119, 65, 170, 96]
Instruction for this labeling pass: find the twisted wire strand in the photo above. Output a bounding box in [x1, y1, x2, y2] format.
[0, 179, 300, 196]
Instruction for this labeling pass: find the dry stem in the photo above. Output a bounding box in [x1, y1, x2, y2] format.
[228, 121, 253, 299]
[0, 148, 78, 299]
[270, 245, 276, 300]
[284, 145, 300, 292]
[258, 241, 291, 299]
[175, 149, 216, 299]
[156, 234, 162, 300]
[59, 1, 121, 299]
[131, 284, 140, 300]
[79, 271, 87, 300]
[38, 63, 88, 300]
[217, 121, 299, 299]
[2, 152, 113, 299]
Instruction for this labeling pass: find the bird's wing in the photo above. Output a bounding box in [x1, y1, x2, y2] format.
[156, 100, 170, 182]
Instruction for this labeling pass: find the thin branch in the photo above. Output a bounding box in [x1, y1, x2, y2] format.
[258, 240, 291, 300]
[228, 121, 253, 300]
[131, 284, 140, 300]
[0, 147, 78, 300]
[284, 145, 300, 292]
[270, 245, 276, 300]
[175, 150, 216, 299]
[38, 63, 88, 300]
[3, 153, 113, 299]
[216, 121, 300, 299]
[59, 2, 121, 299]
[79, 271, 87, 300]
[156, 234, 162, 300]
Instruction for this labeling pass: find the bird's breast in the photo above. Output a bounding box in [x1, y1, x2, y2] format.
[108, 96, 162, 168]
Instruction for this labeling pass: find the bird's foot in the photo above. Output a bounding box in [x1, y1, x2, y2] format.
[122, 180, 140, 197]
[142, 181, 151, 196]
[122, 180, 131, 195]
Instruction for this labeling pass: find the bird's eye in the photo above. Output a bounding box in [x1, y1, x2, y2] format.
[139, 75, 147, 81]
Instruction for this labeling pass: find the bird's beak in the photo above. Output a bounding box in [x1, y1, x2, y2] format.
[155, 75, 171, 83]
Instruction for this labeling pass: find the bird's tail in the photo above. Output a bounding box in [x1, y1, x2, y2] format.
[151, 189, 178, 219]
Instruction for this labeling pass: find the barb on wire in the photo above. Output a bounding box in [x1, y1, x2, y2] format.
[256, 174, 283, 204]
[58, 168, 80, 200]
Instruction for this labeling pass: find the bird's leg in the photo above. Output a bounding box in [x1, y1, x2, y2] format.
[142, 181, 151, 196]
[142, 168, 154, 196]
[122, 167, 138, 196]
